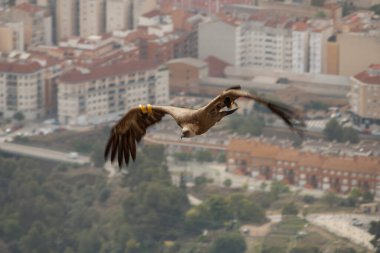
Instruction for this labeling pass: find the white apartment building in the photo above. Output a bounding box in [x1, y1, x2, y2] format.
[198, 19, 243, 66]
[79, 0, 105, 37]
[56, 0, 78, 41]
[246, 20, 293, 70]
[292, 22, 309, 73]
[308, 19, 334, 74]
[106, 0, 130, 32]
[198, 16, 333, 73]
[58, 61, 169, 125]
[199, 18, 294, 70]
[0, 60, 45, 119]
[0, 52, 64, 119]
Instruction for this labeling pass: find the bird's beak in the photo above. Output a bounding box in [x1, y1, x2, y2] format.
[229, 101, 238, 109]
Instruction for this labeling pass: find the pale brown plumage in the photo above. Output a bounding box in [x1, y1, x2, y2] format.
[104, 86, 305, 168]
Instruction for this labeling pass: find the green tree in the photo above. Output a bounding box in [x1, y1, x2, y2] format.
[173, 152, 192, 162]
[123, 182, 189, 247]
[195, 150, 213, 163]
[303, 195, 316, 204]
[91, 142, 105, 167]
[342, 127, 359, 144]
[342, 1, 356, 16]
[185, 205, 212, 234]
[324, 118, 342, 142]
[228, 114, 265, 136]
[311, 0, 325, 6]
[78, 230, 101, 253]
[217, 152, 226, 163]
[282, 202, 299, 216]
[206, 196, 232, 227]
[334, 247, 357, 253]
[322, 192, 339, 207]
[290, 246, 320, 253]
[316, 11, 326, 18]
[229, 194, 266, 223]
[370, 4, 380, 15]
[194, 175, 208, 187]
[369, 220, 380, 253]
[223, 178, 232, 188]
[208, 233, 247, 253]
[19, 221, 52, 253]
[122, 144, 171, 191]
[270, 180, 289, 200]
[13, 111, 25, 122]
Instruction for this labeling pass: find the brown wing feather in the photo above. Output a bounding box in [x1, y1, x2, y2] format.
[205, 88, 305, 137]
[104, 106, 170, 168]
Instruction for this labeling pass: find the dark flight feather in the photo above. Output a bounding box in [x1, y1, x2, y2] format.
[104, 106, 169, 168]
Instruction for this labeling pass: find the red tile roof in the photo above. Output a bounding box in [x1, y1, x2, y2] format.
[14, 2, 42, 14]
[0, 61, 42, 73]
[60, 60, 158, 83]
[228, 138, 380, 174]
[293, 22, 309, 32]
[354, 64, 380, 85]
[142, 9, 162, 18]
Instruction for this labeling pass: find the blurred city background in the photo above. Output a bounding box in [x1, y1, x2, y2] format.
[0, 0, 380, 252]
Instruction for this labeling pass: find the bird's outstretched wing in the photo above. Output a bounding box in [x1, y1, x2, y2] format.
[205, 86, 306, 137]
[104, 105, 173, 168]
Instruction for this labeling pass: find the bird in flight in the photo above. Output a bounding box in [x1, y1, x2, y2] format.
[104, 86, 305, 168]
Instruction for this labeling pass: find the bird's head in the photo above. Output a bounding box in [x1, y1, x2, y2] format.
[181, 127, 193, 139]
[224, 97, 238, 109]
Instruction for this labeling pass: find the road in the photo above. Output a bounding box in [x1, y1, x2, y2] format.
[0, 142, 90, 165]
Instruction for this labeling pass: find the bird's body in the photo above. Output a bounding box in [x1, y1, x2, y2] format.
[105, 86, 305, 168]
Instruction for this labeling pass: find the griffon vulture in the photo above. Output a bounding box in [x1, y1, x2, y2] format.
[104, 86, 305, 168]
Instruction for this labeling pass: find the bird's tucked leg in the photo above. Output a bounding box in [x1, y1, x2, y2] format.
[220, 107, 238, 117]
[139, 104, 153, 114]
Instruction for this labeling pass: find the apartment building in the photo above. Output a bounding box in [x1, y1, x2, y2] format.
[349, 64, 380, 129]
[0, 52, 65, 119]
[131, 0, 156, 29]
[58, 61, 169, 125]
[79, 0, 105, 37]
[291, 22, 309, 73]
[247, 18, 294, 70]
[198, 17, 294, 69]
[0, 21, 24, 52]
[227, 138, 380, 200]
[308, 19, 334, 74]
[166, 57, 208, 93]
[198, 19, 243, 66]
[106, 0, 131, 32]
[56, 0, 78, 41]
[0, 3, 51, 49]
[158, 0, 253, 14]
[326, 11, 380, 76]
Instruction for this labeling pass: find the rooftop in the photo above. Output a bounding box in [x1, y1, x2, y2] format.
[60, 60, 159, 83]
[228, 138, 380, 174]
[167, 57, 207, 68]
[204, 56, 230, 77]
[14, 2, 43, 14]
[354, 64, 380, 85]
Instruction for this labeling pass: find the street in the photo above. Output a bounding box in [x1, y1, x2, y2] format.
[0, 142, 90, 165]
